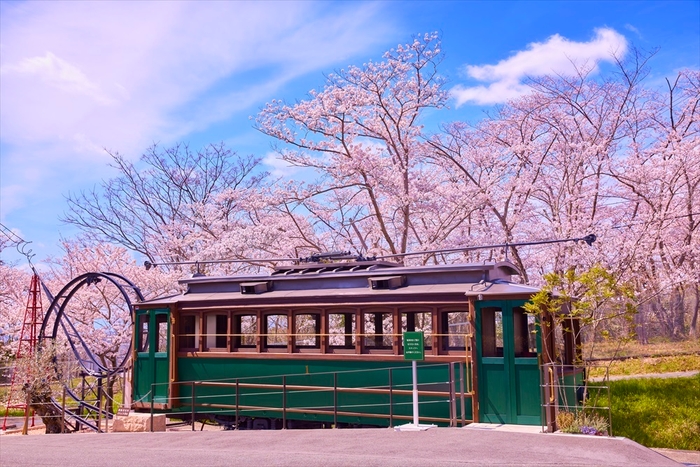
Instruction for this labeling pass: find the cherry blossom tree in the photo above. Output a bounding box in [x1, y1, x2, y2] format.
[0, 255, 31, 360]
[166, 185, 325, 273]
[256, 33, 463, 259]
[609, 70, 700, 339]
[38, 237, 181, 411]
[62, 143, 267, 265]
[43, 238, 180, 354]
[2, 34, 695, 345]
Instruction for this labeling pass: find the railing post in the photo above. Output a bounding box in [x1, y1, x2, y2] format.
[282, 376, 287, 429]
[61, 386, 67, 434]
[150, 383, 155, 432]
[607, 382, 612, 437]
[191, 381, 196, 432]
[333, 373, 338, 428]
[235, 379, 240, 430]
[388, 368, 393, 428]
[448, 363, 456, 427]
[79, 373, 86, 418]
[97, 377, 103, 433]
[459, 362, 466, 426]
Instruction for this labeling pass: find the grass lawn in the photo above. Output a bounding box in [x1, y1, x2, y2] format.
[588, 353, 700, 378]
[586, 339, 700, 360]
[609, 374, 700, 451]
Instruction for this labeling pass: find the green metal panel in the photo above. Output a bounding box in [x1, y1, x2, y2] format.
[172, 357, 472, 427]
[476, 300, 541, 425]
[152, 309, 170, 404]
[480, 358, 507, 423]
[514, 358, 541, 424]
[133, 309, 170, 404]
[133, 310, 152, 403]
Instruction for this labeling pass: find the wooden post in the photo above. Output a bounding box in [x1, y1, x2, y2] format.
[320, 309, 327, 354]
[539, 307, 557, 432]
[355, 309, 362, 355]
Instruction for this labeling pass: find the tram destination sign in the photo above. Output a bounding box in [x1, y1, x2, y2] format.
[403, 331, 425, 361]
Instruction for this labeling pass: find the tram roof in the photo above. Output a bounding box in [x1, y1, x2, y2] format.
[136, 261, 543, 308]
[137, 281, 541, 307]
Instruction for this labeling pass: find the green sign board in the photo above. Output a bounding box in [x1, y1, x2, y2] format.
[403, 331, 425, 361]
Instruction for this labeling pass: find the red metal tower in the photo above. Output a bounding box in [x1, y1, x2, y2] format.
[1, 273, 44, 431]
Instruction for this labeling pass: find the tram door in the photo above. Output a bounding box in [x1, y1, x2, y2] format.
[475, 300, 540, 425]
[134, 309, 170, 405]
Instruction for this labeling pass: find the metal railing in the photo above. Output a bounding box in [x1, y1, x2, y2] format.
[541, 362, 612, 436]
[147, 362, 473, 431]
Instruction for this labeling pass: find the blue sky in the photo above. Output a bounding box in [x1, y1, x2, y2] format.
[1, 0, 698, 268]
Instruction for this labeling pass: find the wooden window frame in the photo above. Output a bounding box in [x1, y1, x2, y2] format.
[177, 314, 200, 352]
[231, 312, 259, 353]
[399, 307, 434, 354]
[327, 308, 357, 354]
[293, 310, 322, 353]
[439, 308, 471, 355]
[203, 311, 229, 352]
[263, 310, 291, 353]
[361, 308, 394, 354]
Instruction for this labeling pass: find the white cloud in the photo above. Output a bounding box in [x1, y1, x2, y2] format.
[624, 24, 643, 40]
[0, 0, 394, 224]
[451, 28, 628, 106]
[263, 152, 301, 179]
[2, 52, 115, 105]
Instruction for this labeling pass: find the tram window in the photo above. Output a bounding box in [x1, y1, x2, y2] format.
[295, 313, 320, 348]
[441, 311, 469, 351]
[179, 315, 199, 350]
[155, 314, 168, 353]
[265, 314, 289, 347]
[137, 314, 149, 353]
[364, 312, 392, 349]
[513, 307, 537, 357]
[234, 314, 257, 348]
[401, 312, 432, 349]
[481, 307, 503, 358]
[205, 313, 228, 349]
[328, 313, 355, 348]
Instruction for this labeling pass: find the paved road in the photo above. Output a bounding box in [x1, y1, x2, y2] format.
[0, 427, 683, 467]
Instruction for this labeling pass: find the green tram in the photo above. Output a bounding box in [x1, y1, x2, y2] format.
[130, 259, 582, 430]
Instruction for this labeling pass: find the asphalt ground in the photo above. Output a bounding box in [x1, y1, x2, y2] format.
[0, 427, 686, 467]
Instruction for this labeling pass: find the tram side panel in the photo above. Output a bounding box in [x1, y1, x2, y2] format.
[169, 356, 470, 427]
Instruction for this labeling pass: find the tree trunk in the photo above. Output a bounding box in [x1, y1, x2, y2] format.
[690, 284, 699, 339]
[25, 386, 65, 434]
